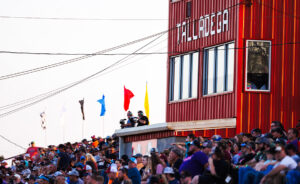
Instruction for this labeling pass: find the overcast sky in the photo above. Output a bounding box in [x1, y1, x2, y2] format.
[0, 0, 168, 158]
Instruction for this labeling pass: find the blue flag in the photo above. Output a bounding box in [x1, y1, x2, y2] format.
[97, 95, 106, 116]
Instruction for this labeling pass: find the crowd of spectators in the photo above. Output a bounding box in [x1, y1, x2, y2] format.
[1, 120, 300, 184]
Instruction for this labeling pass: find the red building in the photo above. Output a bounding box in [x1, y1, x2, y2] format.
[116, 0, 300, 155]
[166, 0, 300, 138]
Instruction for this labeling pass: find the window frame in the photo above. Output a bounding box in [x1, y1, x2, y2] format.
[245, 40, 271, 92]
[169, 51, 199, 102]
[203, 42, 235, 97]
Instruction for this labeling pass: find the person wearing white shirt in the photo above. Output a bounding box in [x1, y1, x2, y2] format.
[260, 145, 297, 184]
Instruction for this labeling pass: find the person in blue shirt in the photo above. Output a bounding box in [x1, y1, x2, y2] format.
[127, 157, 141, 184]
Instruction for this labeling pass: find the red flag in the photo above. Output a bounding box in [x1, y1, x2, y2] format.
[124, 86, 134, 111]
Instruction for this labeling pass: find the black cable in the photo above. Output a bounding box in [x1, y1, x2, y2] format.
[0, 51, 171, 56]
[0, 15, 168, 21]
[0, 36, 168, 111]
[0, 30, 168, 81]
[0, 33, 165, 118]
[0, 2, 242, 81]
[0, 134, 26, 150]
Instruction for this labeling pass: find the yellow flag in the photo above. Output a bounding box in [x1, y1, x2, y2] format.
[144, 83, 150, 122]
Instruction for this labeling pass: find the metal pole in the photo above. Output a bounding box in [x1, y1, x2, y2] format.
[102, 117, 104, 137]
[82, 120, 84, 139]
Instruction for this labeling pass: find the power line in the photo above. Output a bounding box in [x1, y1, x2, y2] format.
[0, 41, 299, 58]
[0, 33, 166, 118]
[0, 36, 168, 111]
[0, 15, 167, 21]
[0, 134, 26, 150]
[0, 2, 242, 81]
[0, 30, 168, 81]
[0, 51, 170, 56]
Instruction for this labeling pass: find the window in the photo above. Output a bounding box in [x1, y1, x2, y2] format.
[246, 40, 271, 91]
[203, 42, 235, 95]
[169, 52, 199, 101]
[186, 1, 192, 18]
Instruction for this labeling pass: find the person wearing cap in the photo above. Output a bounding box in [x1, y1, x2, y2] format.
[127, 157, 141, 184]
[260, 145, 297, 184]
[163, 167, 179, 184]
[133, 153, 144, 172]
[54, 171, 67, 184]
[202, 140, 213, 156]
[251, 128, 262, 138]
[136, 111, 149, 127]
[26, 141, 39, 160]
[122, 111, 137, 128]
[68, 170, 84, 184]
[13, 174, 22, 184]
[179, 140, 208, 177]
[107, 164, 118, 184]
[237, 142, 255, 165]
[168, 148, 182, 181]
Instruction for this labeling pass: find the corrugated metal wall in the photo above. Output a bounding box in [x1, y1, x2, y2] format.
[166, 0, 239, 137]
[236, 0, 300, 134]
[167, 0, 300, 136]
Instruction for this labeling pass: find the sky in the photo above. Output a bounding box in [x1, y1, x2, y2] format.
[0, 0, 169, 158]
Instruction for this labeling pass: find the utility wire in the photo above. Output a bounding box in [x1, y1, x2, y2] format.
[0, 30, 168, 81]
[0, 33, 166, 118]
[0, 134, 26, 150]
[0, 2, 242, 81]
[0, 41, 299, 57]
[0, 51, 171, 56]
[0, 15, 167, 21]
[0, 36, 168, 111]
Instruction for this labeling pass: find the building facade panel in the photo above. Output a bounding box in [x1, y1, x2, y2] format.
[167, 0, 239, 124]
[237, 0, 300, 134]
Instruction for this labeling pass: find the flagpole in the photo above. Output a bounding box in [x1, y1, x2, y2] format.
[82, 119, 84, 139]
[102, 117, 104, 137]
[44, 128, 47, 147]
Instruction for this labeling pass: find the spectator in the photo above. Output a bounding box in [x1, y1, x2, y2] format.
[271, 127, 287, 141]
[260, 145, 297, 183]
[26, 142, 39, 160]
[86, 174, 104, 184]
[133, 154, 144, 172]
[168, 148, 182, 181]
[179, 171, 192, 184]
[179, 140, 208, 177]
[201, 140, 213, 156]
[196, 146, 230, 184]
[140, 156, 151, 183]
[68, 170, 84, 184]
[163, 167, 179, 184]
[172, 133, 196, 158]
[285, 144, 300, 163]
[127, 158, 141, 184]
[251, 128, 262, 138]
[116, 168, 132, 184]
[150, 151, 164, 175]
[287, 128, 299, 152]
[136, 111, 149, 127]
[57, 144, 70, 171]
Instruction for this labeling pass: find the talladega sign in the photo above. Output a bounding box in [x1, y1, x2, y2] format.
[176, 9, 229, 44]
